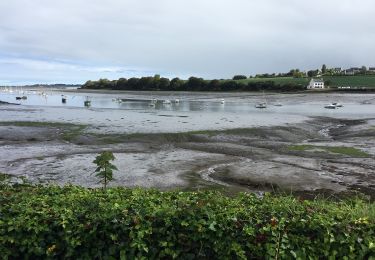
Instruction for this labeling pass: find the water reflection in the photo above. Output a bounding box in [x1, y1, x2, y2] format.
[1, 88, 375, 119]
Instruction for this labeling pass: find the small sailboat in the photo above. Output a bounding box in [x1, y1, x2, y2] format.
[255, 91, 267, 109]
[163, 99, 171, 105]
[274, 102, 283, 107]
[324, 102, 343, 109]
[84, 96, 91, 107]
[324, 104, 336, 109]
[62, 95, 67, 103]
[149, 98, 157, 107]
[332, 102, 343, 107]
[255, 102, 267, 109]
[220, 99, 225, 104]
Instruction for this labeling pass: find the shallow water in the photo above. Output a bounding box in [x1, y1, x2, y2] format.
[1, 89, 375, 133]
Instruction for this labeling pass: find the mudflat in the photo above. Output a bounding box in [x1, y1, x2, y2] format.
[0, 116, 374, 199]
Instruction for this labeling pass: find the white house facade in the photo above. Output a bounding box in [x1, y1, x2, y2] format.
[307, 78, 325, 89]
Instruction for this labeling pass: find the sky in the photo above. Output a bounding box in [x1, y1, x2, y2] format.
[0, 0, 374, 85]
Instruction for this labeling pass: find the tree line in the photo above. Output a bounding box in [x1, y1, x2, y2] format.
[82, 75, 304, 92]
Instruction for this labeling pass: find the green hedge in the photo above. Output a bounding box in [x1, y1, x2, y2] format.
[0, 185, 374, 259]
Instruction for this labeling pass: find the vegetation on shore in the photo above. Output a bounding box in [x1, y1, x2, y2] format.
[82, 75, 305, 92]
[288, 145, 371, 158]
[81, 73, 375, 92]
[0, 121, 87, 142]
[0, 185, 374, 259]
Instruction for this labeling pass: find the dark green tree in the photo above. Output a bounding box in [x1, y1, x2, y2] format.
[232, 75, 247, 80]
[116, 78, 128, 90]
[93, 151, 117, 190]
[307, 70, 318, 77]
[322, 64, 327, 74]
[170, 77, 184, 90]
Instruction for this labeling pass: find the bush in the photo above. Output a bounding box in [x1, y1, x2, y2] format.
[232, 75, 248, 80]
[0, 185, 374, 259]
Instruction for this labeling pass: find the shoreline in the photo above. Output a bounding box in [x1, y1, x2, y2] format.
[62, 87, 375, 95]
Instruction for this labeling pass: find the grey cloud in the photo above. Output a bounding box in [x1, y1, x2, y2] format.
[0, 0, 374, 84]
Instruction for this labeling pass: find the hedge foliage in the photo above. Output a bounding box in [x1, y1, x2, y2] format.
[0, 185, 374, 259]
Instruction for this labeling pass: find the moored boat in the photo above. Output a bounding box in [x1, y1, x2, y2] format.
[332, 102, 343, 107]
[255, 102, 267, 109]
[324, 104, 336, 109]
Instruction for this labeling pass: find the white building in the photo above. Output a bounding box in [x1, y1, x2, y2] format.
[307, 78, 325, 89]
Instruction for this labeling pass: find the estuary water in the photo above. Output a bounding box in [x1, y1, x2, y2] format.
[0, 88, 374, 134]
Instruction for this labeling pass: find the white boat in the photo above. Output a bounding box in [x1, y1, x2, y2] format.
[111, 98, 122, 103]
[174, 99, 180, 103]
[332, 102, 343, 107]
[324, 104, 336, 109]
[84, 96, 91, 107]
[220, 99, 225, 104]
[324, 102, 343, 109]
[255, 91, 267, 109]
[163, 99, 171, 104]
[274, 102, 283, 107]
[255, 102, 267, 109]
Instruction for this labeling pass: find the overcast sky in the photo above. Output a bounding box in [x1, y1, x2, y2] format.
[1, 0, 374, 85]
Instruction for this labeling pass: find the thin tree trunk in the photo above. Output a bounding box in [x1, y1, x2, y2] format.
[104, 163, 107, 190]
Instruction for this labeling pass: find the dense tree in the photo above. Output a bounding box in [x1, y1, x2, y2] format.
[138, 77, 154, 90]
[307, 70, 318, 77]
[186, 77, 206, 91]
[82, 76, 305, 92]
[208, 79, 221, 91]
[322, 64, 327, 74]
[170, 77, 184, 91]
[126, 78, 140, 90]
[116, 78, 128, 90]
[158, 77, 170, 90]
[232, 75, 247, 80]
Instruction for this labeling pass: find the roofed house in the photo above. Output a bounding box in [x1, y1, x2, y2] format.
[332, 67, 342, 74]
[307, 78, 325, 89]
[344, 67, 361, 75]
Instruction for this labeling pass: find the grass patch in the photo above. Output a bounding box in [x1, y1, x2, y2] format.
[0, 121, 79, 128]
[61, 125, 87, 142]
[324, 75, 375, 88]
[0, 121, 88, 143]
[288, 145, 370, 157]
[110, 128, 257, 143]
[325, 146, 370, 157]
[287, 144, 315, 151]
[0, 172, 11, 182]
[219, 75, 375, 88]
[221, 77, 309, 85]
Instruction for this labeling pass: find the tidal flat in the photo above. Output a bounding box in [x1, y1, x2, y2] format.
[0, 90, 374, 199]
